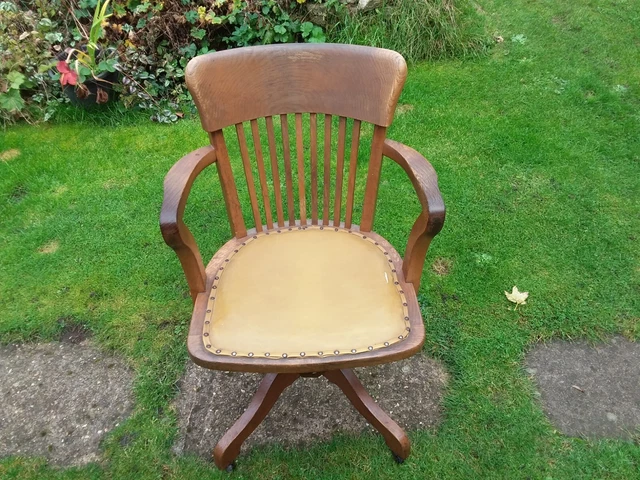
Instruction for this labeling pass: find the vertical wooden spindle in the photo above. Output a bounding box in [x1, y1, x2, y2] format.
[333, 116, 347, 226]
[235, 123, 263, 232]
[250, 119, 273, 230]
[360, 125, 387, 232]
[310, 113, 319, 225]
[323, 114, 332, 225]
[209, 130, 247, 238]
[280, 114, 296, 225]
[265, 116, 284, 227]
[344, 119, 361, 229]
[295, 113, 307, 224]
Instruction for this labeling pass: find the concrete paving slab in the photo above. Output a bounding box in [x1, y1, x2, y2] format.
[526, 336, 640, 439]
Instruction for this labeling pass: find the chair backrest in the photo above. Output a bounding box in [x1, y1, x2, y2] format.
[186, 44, 407, 238]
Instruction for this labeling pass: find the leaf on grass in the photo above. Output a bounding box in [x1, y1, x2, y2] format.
[0, 149, 20, 162]
[505, 286, 528, 309]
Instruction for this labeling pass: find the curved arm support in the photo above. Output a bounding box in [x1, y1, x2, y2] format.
[383, 139, 445, 291]
[160, 145, 217, 302]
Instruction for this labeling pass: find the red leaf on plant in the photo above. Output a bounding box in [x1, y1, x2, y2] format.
[57, 61, 78, 86]
[60, 70, 78, 86]
[56, 61, 70, 74]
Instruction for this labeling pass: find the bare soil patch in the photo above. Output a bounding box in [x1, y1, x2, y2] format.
[173, 353, 448, 459]
[0, 340, 134, 466]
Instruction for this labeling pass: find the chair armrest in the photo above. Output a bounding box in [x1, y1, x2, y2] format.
[160, 145, 217, 302]
[383, 139, 445, 291]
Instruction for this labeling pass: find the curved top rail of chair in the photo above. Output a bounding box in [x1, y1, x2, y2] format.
[186, 44, 407, 131]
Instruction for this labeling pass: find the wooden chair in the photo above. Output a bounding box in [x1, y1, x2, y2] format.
[160, 44, 445, 471]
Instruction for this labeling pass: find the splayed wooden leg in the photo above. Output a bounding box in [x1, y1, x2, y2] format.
[324, 368, 410, 461]
[213, 372, 299, 470]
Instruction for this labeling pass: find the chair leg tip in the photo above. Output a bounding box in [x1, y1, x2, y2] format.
[393, 453, 405, 464]
[225, 462, 236, 473]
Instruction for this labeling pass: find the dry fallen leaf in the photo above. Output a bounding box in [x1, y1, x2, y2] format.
[505, 286, 528, 309]
[396, 104, 414, 115]
[75, 84, 89, 99]
[0, 149, 20, 162]
[96, 87, 109, 104]
[38, 240, 59, 254]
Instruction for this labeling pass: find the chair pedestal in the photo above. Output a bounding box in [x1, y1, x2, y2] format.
[212, 369, 410, 471]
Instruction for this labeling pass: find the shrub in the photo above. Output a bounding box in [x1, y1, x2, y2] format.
[0, 0, 487, 124]
[327, 0, 488, 63]
[0, 1, 65, 124]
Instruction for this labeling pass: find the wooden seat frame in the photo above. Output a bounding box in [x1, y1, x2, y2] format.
[160, 44, 445, 470]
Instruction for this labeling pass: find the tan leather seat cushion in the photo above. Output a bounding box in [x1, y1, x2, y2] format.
[203, 226, 409, 358]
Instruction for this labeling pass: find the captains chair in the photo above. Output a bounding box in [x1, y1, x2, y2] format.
[160, 44, 445, 471]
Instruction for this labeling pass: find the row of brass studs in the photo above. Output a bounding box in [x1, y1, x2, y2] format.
[203, 225, 411, 358]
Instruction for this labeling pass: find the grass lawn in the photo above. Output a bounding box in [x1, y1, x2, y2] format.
[1, 0, 639, 478]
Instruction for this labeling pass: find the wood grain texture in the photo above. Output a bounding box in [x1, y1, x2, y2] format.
[251, 119, 273, 229]
[265, 116, 285, 226]
[160, 146, 217, 301]
[344, 119, 361, 229]
[186, 44, 407, 131]
[324, 368, 410, 460]
[295, 113, 307, 223]
[383, 139, 446, 290]
[310, 113, 319, 224]
[236, 123, 263, 232]
[212, 373, 299, 470]
[209, 131, 247, 238]
[333, 116, 347, 225]
[280, 114, 296, 224]
[360, 125, 387, 232]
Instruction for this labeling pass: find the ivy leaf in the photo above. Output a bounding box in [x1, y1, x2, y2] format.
[191, 27, 206, 40]
[308, 26, 325, 43]
[504, 286, 528, 309]
[205, 12, 222, 24]
[45, 32, 64, 43]
[0, 90, 25, 112]
[274, 24, 286, 35]
[7, 71, 26, 90]
[134, 2, 151, 13]
[184, 10, 198, 24]
[300, 21, 314, 37]
[98, 60, 116, 72]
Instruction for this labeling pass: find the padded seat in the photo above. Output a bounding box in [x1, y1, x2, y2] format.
[202, 226, 411, 359]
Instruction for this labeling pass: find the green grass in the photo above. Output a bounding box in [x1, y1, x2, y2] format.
[1, 0, 639, 478]
[327, 0, 489, 62]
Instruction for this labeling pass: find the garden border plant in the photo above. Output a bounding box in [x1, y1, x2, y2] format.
[55, 0, 120, 106]
[1, 0, 488, 125]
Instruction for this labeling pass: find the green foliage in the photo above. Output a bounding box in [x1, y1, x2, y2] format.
[0, 1, 64, 124]
[328, 0, 489, 63]
[1, 0, 487, 123]
[222, 0, 326, 46]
